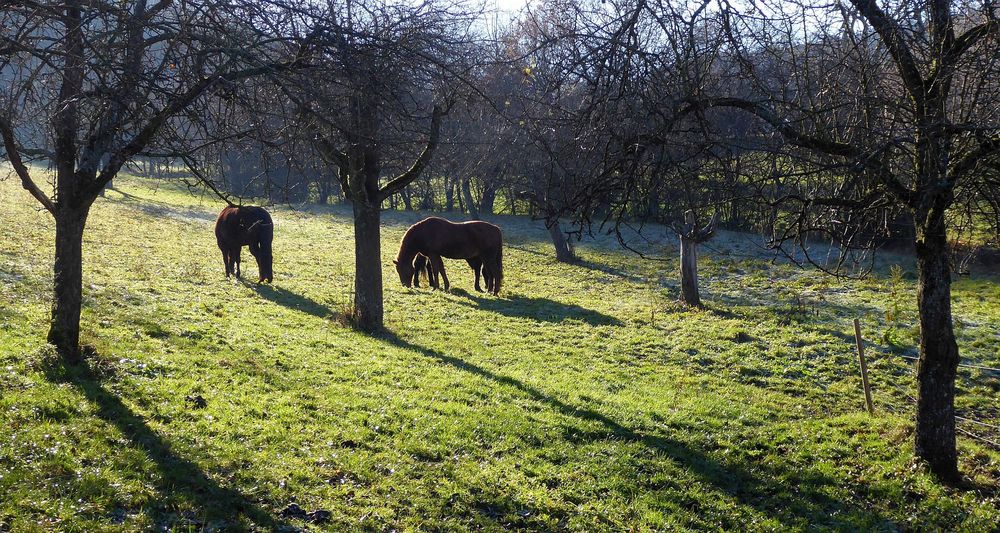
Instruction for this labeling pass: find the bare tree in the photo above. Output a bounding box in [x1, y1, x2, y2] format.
[559, 0, 1000, 479]
[282, 0, 476, 331]
[0, 0, 301, 362]
[681, 0, 1000, 481]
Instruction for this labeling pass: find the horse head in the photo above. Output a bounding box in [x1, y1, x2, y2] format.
[393, 258, 414, 288]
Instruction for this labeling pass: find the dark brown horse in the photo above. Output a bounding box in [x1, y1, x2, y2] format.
[215, 206, 274, 283]
[394, 217, 503, 295]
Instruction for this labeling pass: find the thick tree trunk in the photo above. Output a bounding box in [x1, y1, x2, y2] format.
[48, 207, 90, 363]
[913, 220, 960, 481]
[547, 220, 575, 262]
[679, 233, 700, 307]
[401, 189, 413, 211]
[352, 200, 383, 332]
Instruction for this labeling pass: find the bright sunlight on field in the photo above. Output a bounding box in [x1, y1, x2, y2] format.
[1, 175, 998, 531]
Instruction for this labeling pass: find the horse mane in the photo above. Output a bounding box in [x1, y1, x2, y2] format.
[395, 226, 419, 263]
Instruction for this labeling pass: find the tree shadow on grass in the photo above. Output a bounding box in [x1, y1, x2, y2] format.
[379, 331, 898, 530]
[44, 360, 292, 530]
[450, 290, 623, 327]
[103, 188, 217, 224]
[243, 281, 334, 319]
[574, 258, 650, 284]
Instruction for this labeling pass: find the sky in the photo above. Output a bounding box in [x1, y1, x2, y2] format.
[491, 0, 529, 14]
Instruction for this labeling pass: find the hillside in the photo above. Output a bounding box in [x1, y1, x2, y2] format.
[1, 175, 998, 531]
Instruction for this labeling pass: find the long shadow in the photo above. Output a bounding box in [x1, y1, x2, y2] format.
[380, 332, 896, 530]
[103, 188, 217, 224]
[45, 361, 292, 530]
[505, 244, 550, 256]
[453, 291, 623, 326]
[246, 282, 334, 319]
[574, 258, 651, 284]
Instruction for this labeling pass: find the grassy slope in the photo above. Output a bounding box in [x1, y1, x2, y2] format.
[0, 174, 998, 532]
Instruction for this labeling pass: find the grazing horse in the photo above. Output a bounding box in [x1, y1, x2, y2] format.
[215, 205, 274, 283]
[394, 217, 503, 295]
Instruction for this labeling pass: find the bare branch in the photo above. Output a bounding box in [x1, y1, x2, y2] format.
[0, 116, 55, 214]
[379, 104, 445, 201]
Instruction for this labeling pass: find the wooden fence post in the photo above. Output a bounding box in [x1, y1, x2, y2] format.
[853, 318, 875, 415]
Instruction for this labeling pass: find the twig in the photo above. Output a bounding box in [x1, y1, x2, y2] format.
[956, 427, 1000, 449]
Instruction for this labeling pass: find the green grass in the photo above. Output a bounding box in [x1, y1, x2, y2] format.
[1, 173, 998, 531]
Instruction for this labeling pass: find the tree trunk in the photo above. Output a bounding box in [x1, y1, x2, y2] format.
[679, 233, 700, 307]
[913, 218, 960, 481]
[317, 177, 330, 205]
[480, 183, 496, 215]
[48, 207, 90, 363]
[462, 178, 480, 220]
[352, 200, 383, 332]
[647, 189, 660, 220]
[547, 220, 575, 262]
[445, 178, 455, 211]
[419, 185, 433, 210]
[401, 188, 413, 211]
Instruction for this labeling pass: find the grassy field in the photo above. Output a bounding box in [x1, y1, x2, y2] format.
[1, 173, 998, 532]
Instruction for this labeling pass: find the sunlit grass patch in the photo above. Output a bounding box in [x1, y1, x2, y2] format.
[0, 173, 997, 531]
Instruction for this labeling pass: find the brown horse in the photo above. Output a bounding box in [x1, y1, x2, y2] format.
[215, 206, 274, 283]
[394, 217, 503, 295]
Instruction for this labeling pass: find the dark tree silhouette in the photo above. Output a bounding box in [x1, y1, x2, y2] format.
[0, 0, 301, 362]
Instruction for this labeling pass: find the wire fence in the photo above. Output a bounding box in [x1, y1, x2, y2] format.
[894, 353, 1000, 375]
[855, 327, 1000, 451]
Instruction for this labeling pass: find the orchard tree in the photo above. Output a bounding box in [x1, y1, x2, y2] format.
[570, 0, 1000, 479]
[284, 0, 475, 331]
[0, 0, 301, 362]
[688, 0, 1000, 481]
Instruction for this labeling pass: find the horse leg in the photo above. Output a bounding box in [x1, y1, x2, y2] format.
[482, 252, 501, 295]
[431, 255, 449, 291]
[427, 255, 444, 290]
[249, 241, 263, 282]
[412, 254, 425, 288]
[427, 257, 439, 289]
[233, 246, 242, 279]
[468, 258, 484, 292]
[221, 248, 232, 278]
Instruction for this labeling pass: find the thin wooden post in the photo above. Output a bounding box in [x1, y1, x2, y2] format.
[853, 318, 875, 415]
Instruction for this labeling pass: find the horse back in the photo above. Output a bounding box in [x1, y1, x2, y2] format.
[215, 206, 273, 247]
[407, 217, 501, 258]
